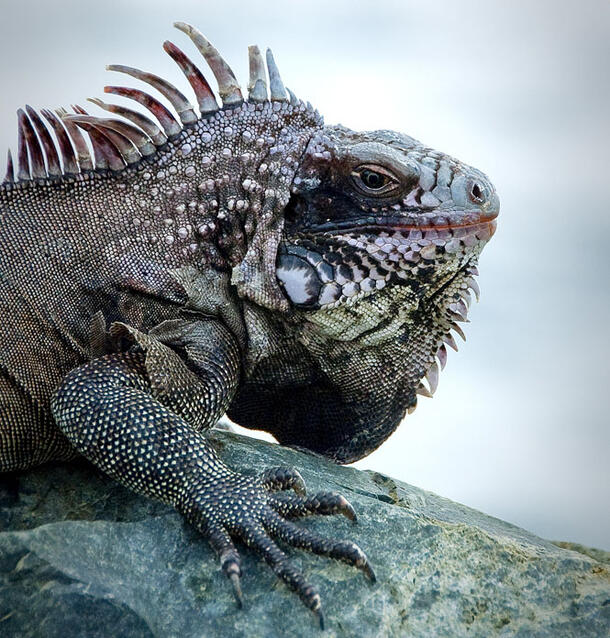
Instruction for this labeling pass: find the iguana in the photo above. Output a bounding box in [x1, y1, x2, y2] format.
[0, 23, 499, 628]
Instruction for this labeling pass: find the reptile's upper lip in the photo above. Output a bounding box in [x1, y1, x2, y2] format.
[296, 213, 498, 237]
[391, 213, 498, 233]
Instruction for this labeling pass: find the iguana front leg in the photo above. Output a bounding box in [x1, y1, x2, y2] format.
[51, 318, 373, 627]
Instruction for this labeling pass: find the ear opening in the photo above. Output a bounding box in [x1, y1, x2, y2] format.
[283, 193, 300, 224]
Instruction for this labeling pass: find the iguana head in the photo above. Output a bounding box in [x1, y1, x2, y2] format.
[251, 125, 499, 462]
[278, 126, 498, 315]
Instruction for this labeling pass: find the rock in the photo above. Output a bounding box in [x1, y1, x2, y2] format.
[1, 431, 608, 637]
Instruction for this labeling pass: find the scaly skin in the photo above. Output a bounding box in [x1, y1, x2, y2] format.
[0, 23, 498, 628]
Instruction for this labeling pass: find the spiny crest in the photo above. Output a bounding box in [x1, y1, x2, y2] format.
[2, 22, 301, 185]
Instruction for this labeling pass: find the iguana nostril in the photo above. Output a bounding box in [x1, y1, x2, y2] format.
[470, 182, 484, 203]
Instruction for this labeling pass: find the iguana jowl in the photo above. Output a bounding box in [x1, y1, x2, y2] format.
[0, 23, 499, 627]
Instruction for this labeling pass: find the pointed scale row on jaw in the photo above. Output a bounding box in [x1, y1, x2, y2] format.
[415, 261, 481, 402]
[426, 262, 482, 397]
[2, 22, 295, 184]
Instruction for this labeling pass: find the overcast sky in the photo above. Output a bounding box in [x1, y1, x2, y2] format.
[0, 0, 608, 550]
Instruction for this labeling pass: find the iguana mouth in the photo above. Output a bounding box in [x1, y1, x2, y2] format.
[290, 211, 498, 236]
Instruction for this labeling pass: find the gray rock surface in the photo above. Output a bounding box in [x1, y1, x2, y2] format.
[1, 431, 608, 637]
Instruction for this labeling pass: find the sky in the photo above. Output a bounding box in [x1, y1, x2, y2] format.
[0, 0, 608, 549]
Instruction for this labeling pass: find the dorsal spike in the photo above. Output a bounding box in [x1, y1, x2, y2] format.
[104, 86, 182, 138]
[98, 116, 156, 157]
[70, 113, 155, 156]
[266, 49, 288, 102]
[173, 22, 243, 106]
[18, 109, 47, 179]
[41, 109, 79, 174]
[56, 107, 94, 170]
[87, 98, 168, 146]
[247, 45, 268, 102]
[4, 149, 14, 184]
[16, 112, 30, 181]
[25, 105, 62, 177]
[91, 125, 140, 165]
[286, 87, 299, 106]
[66, 113, 126, 172]
[163, 40, 218, 114]
[106, 64, 197, 125]
[81, 126, 110, 170]
[68, 105, 112, 170]
[66, 115, 142, 165]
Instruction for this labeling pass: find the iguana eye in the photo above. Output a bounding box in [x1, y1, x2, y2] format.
[361, 169, 386, 189]
[352, 165, 399, 197]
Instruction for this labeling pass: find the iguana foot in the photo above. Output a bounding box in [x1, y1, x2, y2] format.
[179, 465, 374, 628]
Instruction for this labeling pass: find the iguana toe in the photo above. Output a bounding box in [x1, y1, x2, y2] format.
[269, 491, 357, 522]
